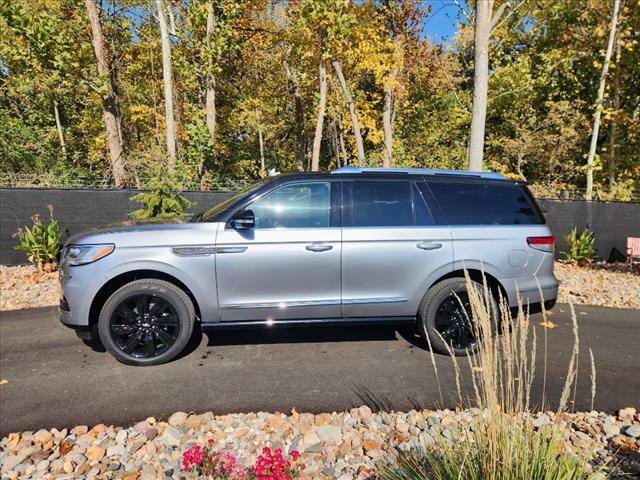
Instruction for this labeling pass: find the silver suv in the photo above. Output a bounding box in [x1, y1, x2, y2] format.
[59, 168, 558, 366]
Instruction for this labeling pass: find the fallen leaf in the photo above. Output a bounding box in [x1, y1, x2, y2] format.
[290, 407, 299, 419]
[0, 379, 8, 385]
[539, 320, 558, 329]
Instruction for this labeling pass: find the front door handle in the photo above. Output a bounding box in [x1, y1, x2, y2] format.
[417, 242, 443, 251]
[306, 243, 333, 252]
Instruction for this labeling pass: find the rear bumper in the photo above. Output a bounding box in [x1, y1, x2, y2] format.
[513, 284, 558, 312]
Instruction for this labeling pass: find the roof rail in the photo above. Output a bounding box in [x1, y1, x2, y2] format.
[331, 166, 506, 180]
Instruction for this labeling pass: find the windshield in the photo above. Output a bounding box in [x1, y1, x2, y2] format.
[193, 179, 270, 222]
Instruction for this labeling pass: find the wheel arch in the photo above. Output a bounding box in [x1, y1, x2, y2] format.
[89, 270, 202, 328]
[426, 268, 509, 307]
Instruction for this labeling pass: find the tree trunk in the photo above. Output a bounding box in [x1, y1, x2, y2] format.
[258, 127, 265, 172]
[156, 0, 177, 172]
[608, 35, 621, 190]
[332, 59, 365, 166]
[311, 58, 327, 172]
[205, 1, 216, 149]
[53, 98, 67, 158]
[283, 60, 306, 171]
[84, 0, 126, 187]
[382, 85, 393, 167]
[467, 0, 493, 171]
[586, 0, 620, 201]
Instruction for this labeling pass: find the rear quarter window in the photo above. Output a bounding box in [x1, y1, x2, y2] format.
[427, 181, 544, 225]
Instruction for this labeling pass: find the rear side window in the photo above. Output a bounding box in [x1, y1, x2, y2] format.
[427, 181, 544, 225]
[349, 181, 413, 227]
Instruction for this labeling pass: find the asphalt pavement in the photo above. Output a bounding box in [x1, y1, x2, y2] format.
[0, 304, 638, 434]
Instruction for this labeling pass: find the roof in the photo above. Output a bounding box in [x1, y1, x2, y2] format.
[331, 166, 507, 180]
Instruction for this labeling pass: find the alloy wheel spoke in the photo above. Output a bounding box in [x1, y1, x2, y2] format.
[154, 315, 178, 327]
[122, 330, 143, 353]
[155, 328, 175, 346]
[118, 305, 138, 323]
[143, 332, 156, 357]
[148, 298, 168, 317]
[112, 324, 136, 335]
[440, 325, 457, 340]
[135, 296, 148, 315]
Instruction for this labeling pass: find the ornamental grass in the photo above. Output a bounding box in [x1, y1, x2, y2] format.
[381, 272, 602, 480]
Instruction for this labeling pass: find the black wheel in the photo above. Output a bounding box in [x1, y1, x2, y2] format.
[98, 279, 195, 366]
[418, 278, 497, 356]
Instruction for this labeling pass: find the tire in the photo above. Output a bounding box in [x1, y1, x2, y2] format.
[418, 277, 498, 356]
[98, 279, 195, 366]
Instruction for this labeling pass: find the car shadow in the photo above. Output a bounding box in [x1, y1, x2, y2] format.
[202, 324, 431, 348]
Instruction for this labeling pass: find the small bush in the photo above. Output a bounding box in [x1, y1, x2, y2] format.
[130, 174, 194, 219]
[182, 440, 304, 479]
[562, 228, 596, 266]
[14, 204, 61, 272]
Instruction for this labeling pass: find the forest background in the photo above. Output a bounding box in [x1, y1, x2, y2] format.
[1, 0, 638, 201]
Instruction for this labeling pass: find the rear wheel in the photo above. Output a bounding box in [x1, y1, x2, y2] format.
[98, 279, 195, 366]
[418, 278, 497, 356]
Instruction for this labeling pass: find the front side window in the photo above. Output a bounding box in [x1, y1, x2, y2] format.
[248, 182, 332, 229]
[349, 181, 413, 227]
[428, 181, 544, 225]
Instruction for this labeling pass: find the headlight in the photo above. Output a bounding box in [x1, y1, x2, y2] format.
[64, 244, 115, 266]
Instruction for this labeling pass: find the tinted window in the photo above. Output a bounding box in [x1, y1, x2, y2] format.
[413, 183, 434, 226]
[428, 181, 544, 225]
[350, 181, 412, 227]
[249, 182, 331, 229]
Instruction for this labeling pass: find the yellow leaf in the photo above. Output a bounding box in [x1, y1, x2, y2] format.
[0, 379, 8, 385]
[539, 320, 557, 329]
[291, 407, 299, 419]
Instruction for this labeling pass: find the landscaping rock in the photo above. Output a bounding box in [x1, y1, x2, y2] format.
[1, 408, 639, 480]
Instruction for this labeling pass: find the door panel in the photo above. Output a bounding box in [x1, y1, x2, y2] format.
[215, 180, 341, 321]
[341, 227, 453, 317]
[341, 179, 453, 318]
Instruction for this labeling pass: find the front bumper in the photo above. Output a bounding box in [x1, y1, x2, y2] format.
[59, 302, 95, 341]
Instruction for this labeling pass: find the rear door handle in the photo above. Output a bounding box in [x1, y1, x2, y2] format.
[417, 242, 443, 251]
[306, 243, 333, 252]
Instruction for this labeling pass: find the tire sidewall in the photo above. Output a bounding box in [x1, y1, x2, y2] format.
[98, 280, 194, 366]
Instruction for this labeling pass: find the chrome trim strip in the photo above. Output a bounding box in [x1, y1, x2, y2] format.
[342, 297, 409, 305]
[221, 297, 408, 310]
[215, 246, 248, 254]
[171, 246, 216, 257]
[221, 299, 341, 310]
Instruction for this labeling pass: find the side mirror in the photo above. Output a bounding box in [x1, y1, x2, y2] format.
[230, 209, 255, 230]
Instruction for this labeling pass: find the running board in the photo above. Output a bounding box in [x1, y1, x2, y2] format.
[200, 316, 416, 331]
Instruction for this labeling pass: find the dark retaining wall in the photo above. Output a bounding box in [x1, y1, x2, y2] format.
[1, 188, 638, 266]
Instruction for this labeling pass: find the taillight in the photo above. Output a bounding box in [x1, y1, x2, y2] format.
[527, 236, 555, 253]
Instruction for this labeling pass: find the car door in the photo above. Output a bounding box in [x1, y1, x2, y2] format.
[341, 179, 453, 318]
[215, 180, 341, 321]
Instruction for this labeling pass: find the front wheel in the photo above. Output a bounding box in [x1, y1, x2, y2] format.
[418, 278, 497, 356]
[98, 279, 195, 366]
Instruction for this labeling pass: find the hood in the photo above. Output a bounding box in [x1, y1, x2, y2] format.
[63, 215, 197, 246]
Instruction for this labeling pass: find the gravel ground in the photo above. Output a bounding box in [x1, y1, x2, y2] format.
[555, 262, 640, 309]
[1, 262, 638, 312]
[0, 266, 59, 311]
[1, 407, 638, 480]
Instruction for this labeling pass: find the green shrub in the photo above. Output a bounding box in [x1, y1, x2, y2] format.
[14, 205, 61, 271]
[562, 228, 596, 266]
[130, 174, 194, 219]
